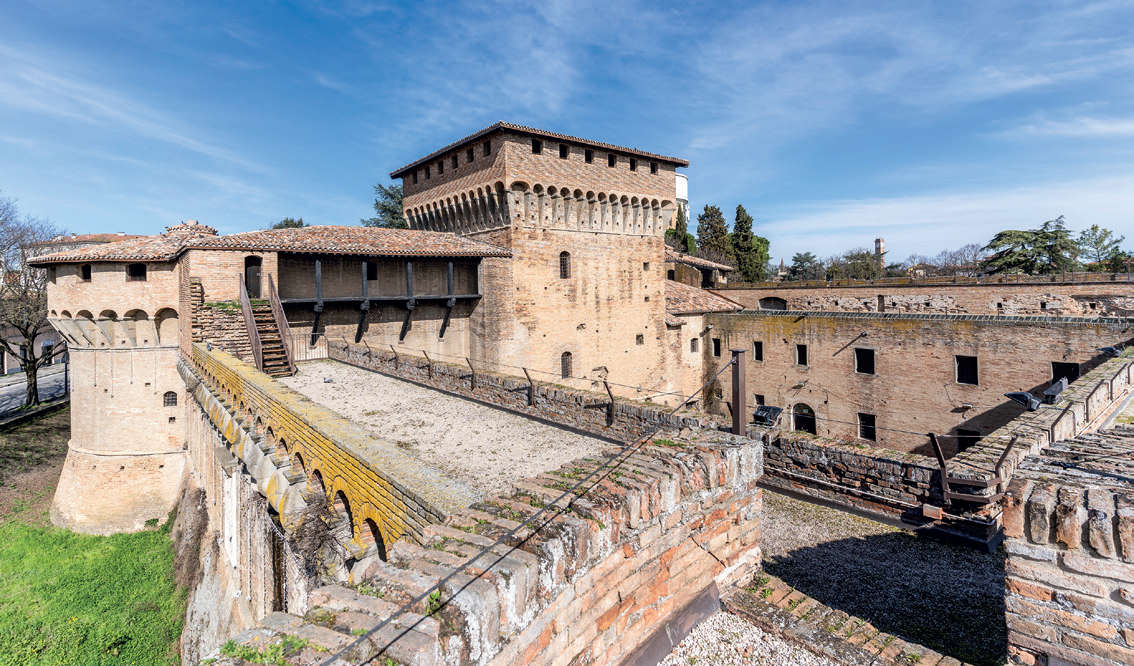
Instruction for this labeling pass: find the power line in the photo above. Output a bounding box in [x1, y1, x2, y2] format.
[317, 358, 739, 666]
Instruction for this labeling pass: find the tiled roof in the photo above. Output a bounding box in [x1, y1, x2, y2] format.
[27, 233, 148, 246]
[390, 121, 690, 177]
[665, 248, 734, 272]
[29, 225, 511, 265]
[665, 280, 744, 316]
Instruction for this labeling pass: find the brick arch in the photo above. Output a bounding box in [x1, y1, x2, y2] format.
[60, 310, 72, 318]
[154, 308, 179, 345]
[361, 516, 388, 561]
[99, 309, 118, 320]
[308, 468, 326, 496]
[332, 488, 355, 541]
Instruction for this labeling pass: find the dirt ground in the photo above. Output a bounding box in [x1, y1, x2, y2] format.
[0, 406, 69, 526]
[280, 360, 609, 501]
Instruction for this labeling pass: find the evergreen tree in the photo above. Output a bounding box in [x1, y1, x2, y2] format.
[982, 216, 1078, 274]
[361, 183, 408, 228]
[787, 252, 824, 281]
[1077, 224, 1125, 266]
[664, 205, 696, 254]
[696, 205, 734, 265]
[729, 204, 770, 282]
[271, 217, 305, 229]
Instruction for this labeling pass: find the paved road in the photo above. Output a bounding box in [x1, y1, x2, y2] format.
[0, 367, 67, 416]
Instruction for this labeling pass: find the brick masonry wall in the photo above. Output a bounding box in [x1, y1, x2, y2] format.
[718, 279, 1134, 318]
[1002, 477, 1134, 666]
[329, 340, 724, 441]
[705, 310, 1134, 455]
[215, 429, 764, 666]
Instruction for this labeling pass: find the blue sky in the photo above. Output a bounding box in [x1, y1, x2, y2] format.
[1, 0, 1132, 263]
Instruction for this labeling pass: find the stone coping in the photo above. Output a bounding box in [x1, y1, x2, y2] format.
[721, 272, 1134, 291]
[721, 310, 1134, 326]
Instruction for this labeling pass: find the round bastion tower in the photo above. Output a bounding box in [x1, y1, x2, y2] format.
[39, 223, 211, 534]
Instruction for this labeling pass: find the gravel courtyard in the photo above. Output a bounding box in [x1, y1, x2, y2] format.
[280, 360, 609, 501]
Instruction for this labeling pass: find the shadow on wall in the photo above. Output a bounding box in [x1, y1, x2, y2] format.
[763, 532, 1006, 666]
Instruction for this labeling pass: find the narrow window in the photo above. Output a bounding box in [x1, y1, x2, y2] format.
[858, 413, 876, 441]
[629, 158, 638, 171]
[1089, 302, 1097, 310]
[650, 161, 658, 174]
[126, 263, 147, 281]
[876, 295, 885, 312]
[437, 159, 443, 174]
[1040, 301, 1047, 310]
[483, 140, 491, 156]
[559, 144, 568, 159]
[80, 264, 92, 281]
[559, 251, 571, 279]
[561, 351, 572, 378]
[1052, 361, 1079, 384]
[754, 394, 765, 406]
[796, 344, 808, 366]
[636, 333, 644, 345]
[997, 302, 1003, 312]
[531, 138, 542, 154]
[412, 171, 419, 184]
[585, 149, 593, 163]
[690, 338, 699, 353]
[956, 355, 978, 385]
[642, 262, 650, 271]
[608, 153, 616, 168]
[451, 155, 458, 169]
[712, 338, 721, 357]
[365, 261, 378, 281]
[163, 391, 178, 407]
[425, 165, 431, 179]
[466, 147, 474, 163]
[667, 269, 675, 280]
[854, 348, 875, 374]
[752, 341, 763, 361]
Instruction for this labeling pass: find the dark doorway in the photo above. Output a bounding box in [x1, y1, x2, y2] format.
[245, 256, 262, 298]
[1051, 361, 1080, 385]
[793, 403, 816, 434]
[759, 296, 788, 311]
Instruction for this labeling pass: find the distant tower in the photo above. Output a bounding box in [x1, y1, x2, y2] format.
[874, 238, 886, 270]
[674, 173, 689, 228]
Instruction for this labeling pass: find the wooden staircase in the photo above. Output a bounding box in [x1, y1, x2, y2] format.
[253, 304, 292, 377]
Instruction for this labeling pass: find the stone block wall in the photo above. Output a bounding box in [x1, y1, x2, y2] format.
[328, 340, 723, 443]
[215, 430, 764, 666]
[1002, 478, 1134, 665]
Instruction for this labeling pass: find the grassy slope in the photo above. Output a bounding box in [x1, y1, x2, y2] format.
[0, 408, 186, 665]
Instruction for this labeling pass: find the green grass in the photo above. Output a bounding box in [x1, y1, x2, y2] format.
[0, 517, 186, 665]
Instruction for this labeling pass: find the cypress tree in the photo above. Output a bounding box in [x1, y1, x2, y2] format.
[665, 205, 696, 254]
[730, 204, 770, 282]
[696, 205, 735, 265]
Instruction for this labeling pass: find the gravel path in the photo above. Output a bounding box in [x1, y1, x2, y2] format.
[660, 611, 838, 666]
[280, 360, 608, 501]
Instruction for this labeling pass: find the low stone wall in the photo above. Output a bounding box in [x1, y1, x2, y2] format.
[762, 432, 940, 520]
[214, 430, 765, 665]
[328, 340, 724, 442]
[187, 343, 476, 550]
[1002, 476, 1134, 665]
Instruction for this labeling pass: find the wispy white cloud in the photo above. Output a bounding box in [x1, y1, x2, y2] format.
[1010, 116, 1134, 137]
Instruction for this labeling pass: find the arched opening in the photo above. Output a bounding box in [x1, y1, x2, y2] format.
[244, 256, 263, 298]
[333, 491, 354, 537]
[561, 351, 572, 378]
[559, 251, 571, 279]
[293, 452, 306, 474]
[309, 469, 326, 496]
[792, 403, 817, 435]
[759, 297, 788, 311]
[154, 308, 179, 345]
[162, 391, 177, 407]
[363, 518, 388, 561]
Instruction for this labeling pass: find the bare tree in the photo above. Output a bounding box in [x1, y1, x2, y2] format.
[0, 193, 64, 406]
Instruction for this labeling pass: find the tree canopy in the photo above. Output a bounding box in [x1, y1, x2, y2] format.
[982, 216, 1078, 274]
[788, 252, 824, 281]
[664, 205, 696, 254]
[362, 183, 408, 228]
[729, 205, 770, 282]
[271, 217, 305, 229]
[695, 205, 734, 265]
[1077, 224, 1125, 266]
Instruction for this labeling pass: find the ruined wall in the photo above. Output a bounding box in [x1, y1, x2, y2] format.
[705, 310, 1133, 455]
[719, 278, 1134, 317]
[662, 313, 712, 406]
[1002, 476, 1134, 666]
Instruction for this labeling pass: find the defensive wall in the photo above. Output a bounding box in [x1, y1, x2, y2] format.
[703, 309, 1134, 455]
[717, 272, 1134, 317]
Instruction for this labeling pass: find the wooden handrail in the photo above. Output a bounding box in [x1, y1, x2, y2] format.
[239, 273, 263, 372]
[267, 275, 295, 374]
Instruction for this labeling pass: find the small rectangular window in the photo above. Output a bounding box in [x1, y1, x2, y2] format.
[437, 159, 444, 174]
[796, 344, 808, 366]
[650, 161, 658, 174]
[608, 153, 616, 168]
[636, 333, 644, 345]
[690, 338, 699, 353]
[858, 413, 876, 441]
[642, 262, 650, 271]
[1052, 361, 1079, 384]
[712, 338, 721, 357]
[956, 355, 978, 385]
[752, 341, 763, 361]
[425, 165, 431, 179]
[667, 269, 675, 280]
[754, 394, 765, 406]
[532, 138, 542, 154]
[365, 261, 377, 281]
[629, 157, 637, 171]
[126, 263, 147, 281]
[585, 149, 593, 163]
[854, 348, 875, 374]
[483, 140, 491, 156]
[559, 144, 568, 159]
[451, 155, 458, 169]
[80, 264, 92, 281]
[412, 171, 419, 184]
[466, 147, 474, 163]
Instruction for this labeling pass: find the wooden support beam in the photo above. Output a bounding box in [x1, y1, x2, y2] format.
[405, 261, 415, 310]
[446, 261, 456, 308]
[355, 260, 369, 343]
[466, 357, 476, 390]
[929, 433, 951, 505]
[390, 344, 398, 370]
[603, 380, 615, 426]
[423, 350, 433, 379]
[523, 367, 535, 406]
[311, 258, 324, 346]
